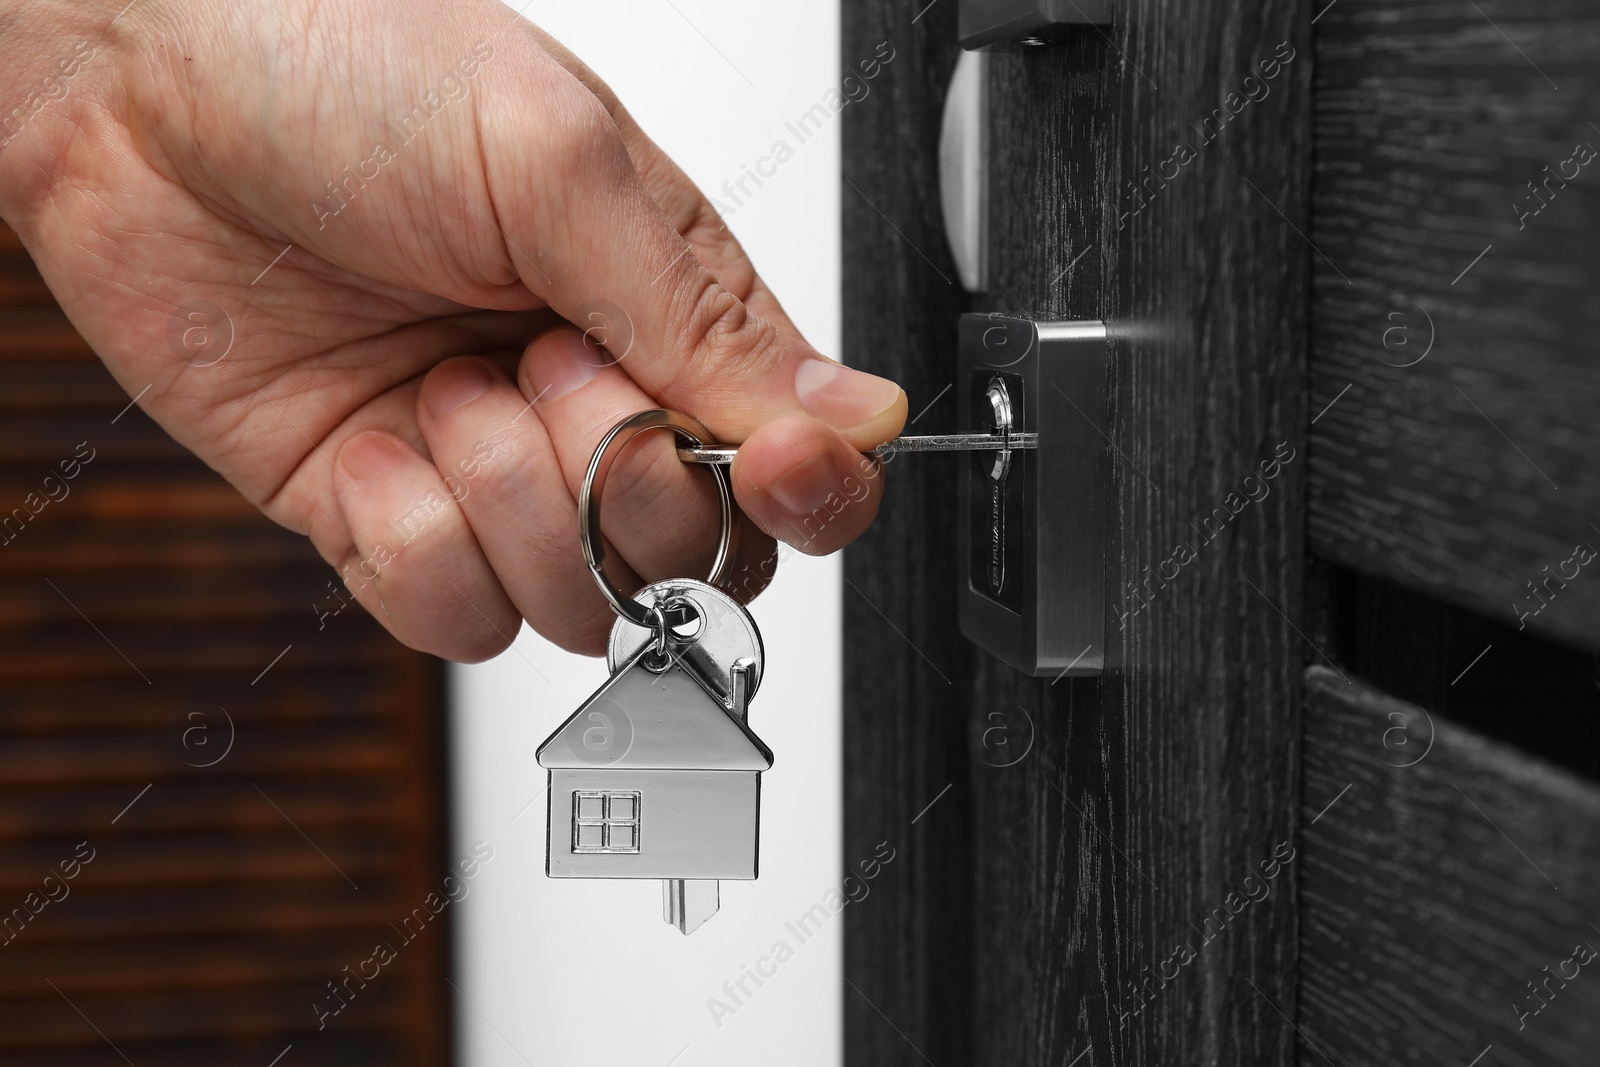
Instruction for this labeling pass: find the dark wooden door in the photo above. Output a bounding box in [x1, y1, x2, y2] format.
[841, 2, 1600, 1066]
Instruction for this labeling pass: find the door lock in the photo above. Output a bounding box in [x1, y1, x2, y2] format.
[958, 314, 1106, 678]
[982, 376, 1015, 596]
[675, 320, 1105, 678]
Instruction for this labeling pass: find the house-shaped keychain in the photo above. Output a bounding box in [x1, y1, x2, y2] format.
[536, 643, 774, 934]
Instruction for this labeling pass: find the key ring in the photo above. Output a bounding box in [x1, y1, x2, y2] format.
[579, 409, 738, 629]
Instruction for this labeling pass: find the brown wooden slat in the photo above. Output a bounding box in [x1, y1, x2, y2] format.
[0, 568, 356, 628]
[0, 269, 61, 311]
[0, 475, 262, 525]
[0, 361, 129, 414]
[0, 880, 409, 946]
[0, 414, 187, 463]
[0, 669, 398, 735]
[1301, 666, 1600, 1067]
[0, 728, 410, 786]
[0, 830, 404, 892]
[0, 1035, 398, 1067]
[0, 982, 404, 1049]
[0, 520, 318, 573]
[0, 620, 394, 682]
[0, 305, 96, 359]
[0, 779, 402, 840]
[1309, 0, 1600, 649]
[0, 932, 399, 995]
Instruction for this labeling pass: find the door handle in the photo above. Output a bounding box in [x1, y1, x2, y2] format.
[938, 49, 989, 294]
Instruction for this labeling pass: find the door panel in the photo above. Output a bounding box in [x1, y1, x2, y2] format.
[1300, 667, 1600, 1067]
[1309, 0, 1600, 647]
[1303, 4, 1600, 1060]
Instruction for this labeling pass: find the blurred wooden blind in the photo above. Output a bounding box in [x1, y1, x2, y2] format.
[0, 224, 452, 1066]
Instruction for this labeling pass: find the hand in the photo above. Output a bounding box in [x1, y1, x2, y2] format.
[0, 0, 906, 658]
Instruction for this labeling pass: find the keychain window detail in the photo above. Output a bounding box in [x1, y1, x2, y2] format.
[571, 790, 642, 854]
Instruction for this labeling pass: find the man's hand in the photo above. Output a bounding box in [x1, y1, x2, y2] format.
[0, 0, 905, 658]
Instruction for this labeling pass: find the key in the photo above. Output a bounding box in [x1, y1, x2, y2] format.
[536, 578, 772, 936]
[677, 430, 1037, 465]
[982, 378, 1014, 595]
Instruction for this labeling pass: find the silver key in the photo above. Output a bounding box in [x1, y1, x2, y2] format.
[677, 430, 1037, 465]
[983, 377, 1014, 595]
[536, 579, 772, 936]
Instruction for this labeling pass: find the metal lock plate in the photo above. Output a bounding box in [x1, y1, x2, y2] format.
[959, 0, 1114, 51]
[957, 314, 1106, 677]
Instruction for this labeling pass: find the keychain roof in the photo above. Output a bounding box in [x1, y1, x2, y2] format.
[536, 644, 774, 771]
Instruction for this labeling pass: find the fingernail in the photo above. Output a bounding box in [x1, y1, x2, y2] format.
[338, 432, 410, 482]
[525, 328, 606, 403]
[769, 451, 840, 516]
[424, 360, 493, 420]
[795, 359, 903, 430]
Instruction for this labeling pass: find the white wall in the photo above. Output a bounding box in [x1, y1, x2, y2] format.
[451, 3, 843, 1065]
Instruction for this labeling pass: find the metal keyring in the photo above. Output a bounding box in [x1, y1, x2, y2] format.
[579, 410, 737, 629]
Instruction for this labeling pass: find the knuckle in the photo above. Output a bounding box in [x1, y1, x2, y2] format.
[603, 437, 688, 529]
[663, 277, 782, 396]
[451, 420, 544, 501]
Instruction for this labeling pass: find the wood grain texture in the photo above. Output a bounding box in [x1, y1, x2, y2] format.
[1300, 666, 1600, 1066]
[842, 2, 1309, 1064]
[0, 227, 452, 1066]
[1309, 0, 1600, 650]
[840, 10, 976, 1064]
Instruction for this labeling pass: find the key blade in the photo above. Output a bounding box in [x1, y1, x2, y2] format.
[678, 433, 1037, 465]
[662, 878, 720, 935]
[872, 433, 1038, 455]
